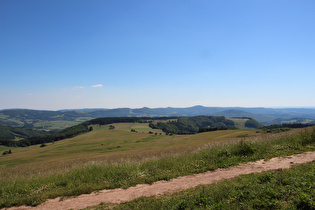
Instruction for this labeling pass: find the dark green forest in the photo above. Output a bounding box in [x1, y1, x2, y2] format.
[149, 116, 236, 134]
[244, 118, 264, 129]
[0, 124, 50, 141]
[262, 123, 314, 133]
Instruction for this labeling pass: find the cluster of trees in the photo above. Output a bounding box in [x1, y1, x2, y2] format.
[109, 125, 115, 130]
[263, 123, 314, 129]
[198, 126, 238, 133]
[262, 123, 314, 133]
[244, 118, 264, 129]
[149, 116, 236, 134]
[2, 150, 12, 155]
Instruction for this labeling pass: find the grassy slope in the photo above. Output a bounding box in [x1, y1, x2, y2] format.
[0, 124, 314, 208]
[0, 123, 259, 168]
[229, 118, 248, 129]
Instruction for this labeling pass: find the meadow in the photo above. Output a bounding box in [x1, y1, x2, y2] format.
[0, 123, 260, 168]
[0, 123, 314, 208]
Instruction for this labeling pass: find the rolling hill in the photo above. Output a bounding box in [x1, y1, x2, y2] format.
[1, 116, 240, 147]
[1, 106, 315, 131]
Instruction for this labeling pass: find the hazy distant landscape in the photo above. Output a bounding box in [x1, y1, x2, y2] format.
[1, 106, 315, 130]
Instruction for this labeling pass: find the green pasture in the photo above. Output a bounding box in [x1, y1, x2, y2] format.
[33, 120, 81, 130]
[0, 122, 260, 168]
[228, 118, 249, 129]
[92, 122, 163, 132]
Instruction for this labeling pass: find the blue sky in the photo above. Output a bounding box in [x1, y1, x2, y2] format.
[1, 0, 314, 110]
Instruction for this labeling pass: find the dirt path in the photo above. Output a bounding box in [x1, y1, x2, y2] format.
[7, 151, 315, 210]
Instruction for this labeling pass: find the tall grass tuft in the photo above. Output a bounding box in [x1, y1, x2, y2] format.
[231, 140, 256, 156]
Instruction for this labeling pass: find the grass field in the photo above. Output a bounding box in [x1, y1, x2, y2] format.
[0, 124, 314, 208]
[0, 123, 260, 168]
[33, 120, 83, 130]
[229, 118, 249, 129]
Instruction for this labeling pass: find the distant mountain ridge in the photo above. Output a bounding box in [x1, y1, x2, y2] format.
[1, 106, 315, 130]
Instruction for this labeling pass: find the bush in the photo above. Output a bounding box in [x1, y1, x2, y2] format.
[217, 149, 231, 157]
[40, 143, 47, 148]
[232, 140, 256, 156]
[2, 150, 12, 155]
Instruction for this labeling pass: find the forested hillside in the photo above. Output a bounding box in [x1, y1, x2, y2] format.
[244, 118, 264, 128]
[149, 116, 236, 134]
[0, 125, 50, 141]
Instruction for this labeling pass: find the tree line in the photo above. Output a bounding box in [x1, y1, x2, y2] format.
[149, 116, 236, 134]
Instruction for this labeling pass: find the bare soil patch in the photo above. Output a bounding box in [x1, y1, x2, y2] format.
[6, 151, 315, 210]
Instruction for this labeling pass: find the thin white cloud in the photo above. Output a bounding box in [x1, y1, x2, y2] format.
[92, 84, 103, 88]
[28, 93, 32, 96]
[73, 86, 84, 90]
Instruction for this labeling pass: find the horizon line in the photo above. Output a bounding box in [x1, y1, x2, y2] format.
[1, 105, 315, 112]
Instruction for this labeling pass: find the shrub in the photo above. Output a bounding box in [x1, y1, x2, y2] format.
[232, 140, 256, 156]
[40, 143, 47, 148]
[2, 150, 12, 155]
[217, 149, 231, 157]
